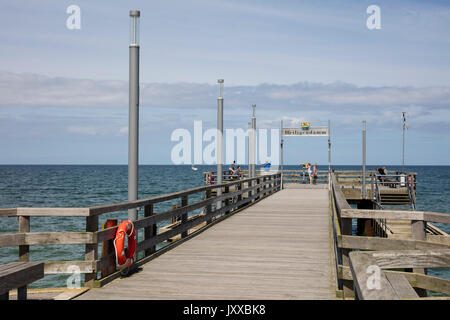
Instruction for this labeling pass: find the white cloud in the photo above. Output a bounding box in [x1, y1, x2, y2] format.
[1, 71, 450, 133]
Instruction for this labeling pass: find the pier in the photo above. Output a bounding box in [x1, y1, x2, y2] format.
[0, 170, 449, 300]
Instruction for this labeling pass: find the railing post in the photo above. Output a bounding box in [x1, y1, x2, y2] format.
[263, 176, 268, 197]
[85, 215, 98, 287]
[269, 175, 273, 194]
[224, 186, 230, 214]
[144, 204, 156, 256]
[181, 195, 188, 238]
[18, 215, 30, 300]
[256, 177, 261, 199]
[206, 189, 212, 224]
[237, 181, 242, 205]
[101, 219, 117, 277]
[341, 218, 354, 298]
[411, 220, 427, 297]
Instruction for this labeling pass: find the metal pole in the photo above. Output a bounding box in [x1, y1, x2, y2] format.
[248, 122, 251, 178]
[328, 120, 331, 173]
[402, 112, 406, 173]
[251, 104, 256, 178]
[328, 120, 331, 190]
[280, 119, 284, 189]
[362, 120, 367, 199]
[216, 79, 224, 209]
[128, 10, 140, 221]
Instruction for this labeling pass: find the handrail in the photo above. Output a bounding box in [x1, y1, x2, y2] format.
[329, 171, 450, 299]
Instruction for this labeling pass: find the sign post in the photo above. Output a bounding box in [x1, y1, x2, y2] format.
[281, 123, 331, 181]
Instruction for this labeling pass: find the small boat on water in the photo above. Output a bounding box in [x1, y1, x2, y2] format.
[191, 165, 198, 171]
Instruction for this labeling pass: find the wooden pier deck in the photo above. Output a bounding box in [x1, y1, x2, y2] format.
[77, 187, 336, 300]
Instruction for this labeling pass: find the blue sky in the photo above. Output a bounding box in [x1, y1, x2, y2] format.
[1, 0, 450, 165]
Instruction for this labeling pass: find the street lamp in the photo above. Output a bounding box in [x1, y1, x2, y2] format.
[128, 10, 140, 221]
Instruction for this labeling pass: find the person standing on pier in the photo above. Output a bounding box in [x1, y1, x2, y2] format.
[312, 163, 319, 184]
[228, 161, 236, 178]
[307, 163, 313, 184]
[262, 160, 271, 172]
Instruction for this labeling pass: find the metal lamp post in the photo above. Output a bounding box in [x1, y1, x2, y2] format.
[362, 120, 367, 199]
[216, 79, 224, 209]
[280, 119, 284, 189]
[128, 10, 140, 221]
[251, 104, 256, 178]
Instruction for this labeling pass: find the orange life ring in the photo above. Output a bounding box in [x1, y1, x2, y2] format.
[113, 220, 136, 269]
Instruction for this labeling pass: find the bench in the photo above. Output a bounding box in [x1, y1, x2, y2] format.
[0, 262, 44, 300]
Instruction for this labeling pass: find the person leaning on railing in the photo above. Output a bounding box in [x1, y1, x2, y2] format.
[231, 166, 242, 180]
[376, 167, 396, 188]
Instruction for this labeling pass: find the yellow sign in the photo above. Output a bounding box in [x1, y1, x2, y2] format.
[301, 122, 310, 130]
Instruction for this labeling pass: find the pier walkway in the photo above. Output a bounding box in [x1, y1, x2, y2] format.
[77, 187, 335, 300]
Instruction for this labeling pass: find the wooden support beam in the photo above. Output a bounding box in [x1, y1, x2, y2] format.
[101, 219, 117, 277]
[144, 204, 156, 256]
[84, 215, 98, 287]
[411, 220, 428, 297]
[181, 196, 188, 238]
[17, 216, 29, 300]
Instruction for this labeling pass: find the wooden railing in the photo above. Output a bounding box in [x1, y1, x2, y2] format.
[282, 170, 329, 184]
[0, 173, 281, 288]
[329, 172, 450, 300]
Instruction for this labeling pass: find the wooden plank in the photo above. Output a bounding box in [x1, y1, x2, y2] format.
[0, 232, 95, 247]
[370, 249, 450, 269]
[0, 208, 17, 217]
[44, 261, 95, 274]
[423, 212, 450, 224]
[0, 262, 44, 297]
[427, 235, 450, 244]
[338, 235, 449, 251]
[16, 207, 90, 217]
[342, 209, 450, 225]
[413, 272, 450, 295]
[26, 232, 95, 245]
[349, 252, 399, 300]
[385, 273, 419, 299]
[0, 234, 25, 247]
[341, 209, 424, 220]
